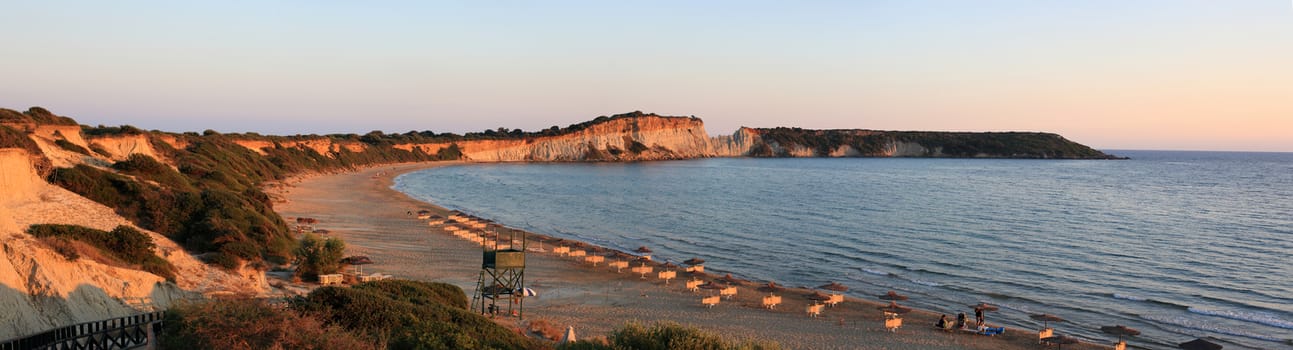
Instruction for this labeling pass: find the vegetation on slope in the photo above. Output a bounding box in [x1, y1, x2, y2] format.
[26, 224, 177, 282]
[755, 127, 1115, 159]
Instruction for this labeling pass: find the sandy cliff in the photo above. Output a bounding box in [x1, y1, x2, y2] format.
[0, 148, 265, 340]
[395, 116, 716, 161]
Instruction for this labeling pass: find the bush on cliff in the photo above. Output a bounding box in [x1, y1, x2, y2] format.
[26, 224, 177, 282]
[161, 298, 379, 350]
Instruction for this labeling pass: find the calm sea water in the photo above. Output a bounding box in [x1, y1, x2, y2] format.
[394, 151, 1293, 349]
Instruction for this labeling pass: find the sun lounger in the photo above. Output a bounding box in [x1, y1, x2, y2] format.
[806, 303, 824, 317]
[720, 286, 737, 299]
[685, 265, 704, 273]
[584, 255, 604, 265]
[885, 317, 903, 332]
[761, 295, 781, 309]
[686, 279, 703, 292]
[568, 250, 586, 258]
[1038, 327, 1053, 343]
[702, 295, 720, 308]
[318, 273, 343, 286]
[610, 260, 629, 273]
[825, 293, 844, 307]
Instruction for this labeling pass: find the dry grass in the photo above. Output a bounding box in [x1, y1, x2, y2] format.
[528, 318, 563, 341]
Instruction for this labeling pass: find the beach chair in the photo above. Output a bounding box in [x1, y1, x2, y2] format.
[610, 260, 629, 273]
[686, 279, 702, 292]
[658, 270, 676, 284]
[806, 303, 824, 317]
[584, 255, 604, 266]
[318, 273, 343, 286]
[685, 265, 704, 273]
[761, 295, 781, 309]
[702, 295, 720, 308]
[825, 293, 844, 307]
[885, 317, 903, 332]
[1038, 327, 1054, 344]
[1114, 340, 1126, 350]
[720, 286, 737, 299]
[569, 250, 586, 258]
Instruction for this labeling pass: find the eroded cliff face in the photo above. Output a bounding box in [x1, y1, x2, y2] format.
[233, 139, 366, 157]
[0, 148, 265, 340]
[397, 116, 716, 162]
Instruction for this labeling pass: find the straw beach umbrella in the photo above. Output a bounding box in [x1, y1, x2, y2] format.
[341, 256, 373, 274]
[634, 246, 652, 254]
[1179, 338, 1223, 350]
[818, 282, 849, 292]
[878, 290, 908, 301]
[877, 301, 912, 314]
[1030, 314, 1065, 329]
[683, 258, 705, 266]
[757, 282, 784, 293]
[806, 291, 833, 302]
[717, 274, 746, 285]
[1100, 325, 1141, 342]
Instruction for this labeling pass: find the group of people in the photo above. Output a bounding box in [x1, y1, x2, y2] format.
[941, 308, 987, 330]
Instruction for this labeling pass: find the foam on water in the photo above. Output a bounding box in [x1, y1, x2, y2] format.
[1189, 307, 1293, 330]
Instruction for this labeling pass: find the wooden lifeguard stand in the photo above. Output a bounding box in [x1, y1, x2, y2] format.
[472, 227, 527, 319]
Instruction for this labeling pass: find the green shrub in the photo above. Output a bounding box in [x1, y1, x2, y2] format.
[352, 279, 469, 310]
[294, 233, 345, 280]
[54, 139, 90, 155]
[292, 280, 535, 350]
[26, 224, 177, 281]
[161, 299, 379, 350]
[603, 322, 780, 350]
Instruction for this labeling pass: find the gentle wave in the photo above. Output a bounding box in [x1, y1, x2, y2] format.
[912, 279, 943, 287]
[1188, 307, 1293, 330]
[1141, 314, 1286, 343]
[1112, 293, 1146, 301]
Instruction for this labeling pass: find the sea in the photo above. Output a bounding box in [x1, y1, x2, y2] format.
[393, 150, 1293, 350]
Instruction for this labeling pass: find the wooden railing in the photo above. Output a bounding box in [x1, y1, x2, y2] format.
[1, 311, 165, 350]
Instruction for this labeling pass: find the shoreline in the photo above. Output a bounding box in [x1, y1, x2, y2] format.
[269, 161, 1111, 350]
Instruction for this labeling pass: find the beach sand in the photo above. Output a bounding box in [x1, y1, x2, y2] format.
[270, 162, 1111, 350]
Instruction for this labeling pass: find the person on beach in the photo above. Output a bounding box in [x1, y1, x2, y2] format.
[936, 315, 948, 328]
[956, 313, 967, 329]
[975, 307, 984, 326]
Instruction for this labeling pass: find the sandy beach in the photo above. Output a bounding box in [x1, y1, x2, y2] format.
[269, 162, 1111, 350]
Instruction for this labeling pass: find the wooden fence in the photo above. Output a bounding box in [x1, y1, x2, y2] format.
[1, 311, 165, 350]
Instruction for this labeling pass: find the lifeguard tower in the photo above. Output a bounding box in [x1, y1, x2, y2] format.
[471, 227, 527, 319]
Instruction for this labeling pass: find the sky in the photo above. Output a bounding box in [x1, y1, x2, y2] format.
[1, 1, 1290, 152]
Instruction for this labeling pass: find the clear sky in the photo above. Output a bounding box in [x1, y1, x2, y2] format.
[2, 1, 1290, 151]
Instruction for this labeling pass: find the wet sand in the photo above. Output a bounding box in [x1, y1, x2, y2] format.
[269, 162, 1111, 350]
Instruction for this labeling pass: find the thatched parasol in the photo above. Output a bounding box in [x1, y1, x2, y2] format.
[878, 290, 908, 301]
[757, 282, 784, 293]
[683, 258, 705, 265]
[1100, 325, 1141, 342]
[876, 301, 912, 314]
[634, 246, 653, 254]
[1179, 338, 1223, 350]
[1042, 335, 1080, 349]
[818, 282, 849, 292]
[1030, 314, 1065, 328]
[662, 262, 678, 270]
[698, 282, 725, 290]
[717, 274, 746, 285]
[806, 291, 833, 301]
[969, 302, 1000, 312]
[341, 255, 373, 274]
